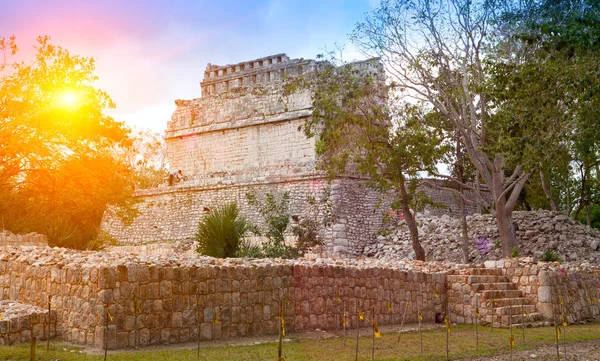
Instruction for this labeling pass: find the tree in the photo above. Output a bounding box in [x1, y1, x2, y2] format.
[348, 0, 600, 257]
[123, 128, 169, 190]
[0, 36, 134, 248]
[289, 59, 448, 261]
[492, 0, 600, 224]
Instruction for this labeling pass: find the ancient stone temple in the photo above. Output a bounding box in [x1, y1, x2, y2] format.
[101, 54, 385, 256]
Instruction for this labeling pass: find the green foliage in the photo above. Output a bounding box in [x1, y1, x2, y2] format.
[123, 128, 169, 189]
[575, 203, 600, 229]
[244, 191, 299, 259]
[541, 249, 561, 263]
[511, 248, 520, 258]
[195, 203, 248, 258]
[0, 36, 135, 248]
[88, 230, 119, 251]
[234, 239, 263, 258]
[292, 218, 322, 253]
[292, 188, 333, 254]
[490, 1, 600, 217]
[246, 191, 290, 244]
[287, 56, 449, 261]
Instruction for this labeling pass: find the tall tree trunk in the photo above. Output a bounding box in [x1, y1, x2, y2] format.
[458, 195, 470, 263]
[586, 202, 592, 227]
[475, 170, 482, 214]
[456, 137, 470, 264]
[399, 177, 425, 261]
[539, 170, 558, 212]
[491, 160, 529, 258]
[496, 199, 517, 258]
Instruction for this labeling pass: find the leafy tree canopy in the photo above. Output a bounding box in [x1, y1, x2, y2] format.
[0, 36, 136, 248]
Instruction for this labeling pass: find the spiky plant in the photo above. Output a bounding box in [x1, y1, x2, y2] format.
[195, 203, 248, 258]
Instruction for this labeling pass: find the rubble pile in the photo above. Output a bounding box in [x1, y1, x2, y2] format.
[363, 210, 600, 263]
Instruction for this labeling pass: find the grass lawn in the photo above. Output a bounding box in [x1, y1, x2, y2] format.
[0, 322, 598, 360]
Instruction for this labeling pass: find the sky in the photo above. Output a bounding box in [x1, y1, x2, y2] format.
[0, 0, 378, 134]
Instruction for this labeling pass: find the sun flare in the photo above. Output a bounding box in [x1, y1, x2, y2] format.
[58, 90, 81, 109]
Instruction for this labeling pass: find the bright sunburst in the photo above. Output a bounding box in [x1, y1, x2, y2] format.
[57, 90, 81, 109]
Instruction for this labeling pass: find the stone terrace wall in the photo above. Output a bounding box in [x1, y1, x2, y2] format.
[0, 300, 56, 345]
[0, 247, 449, 349]
[485, 259, 600, 323]
[0, 231, 47, 247]
[101, 177, 390, 257]
[0, 248, 104, 346]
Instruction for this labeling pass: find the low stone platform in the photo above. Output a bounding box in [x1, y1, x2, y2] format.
[0, 246, 598, 349]
[0, 300, 56, 345]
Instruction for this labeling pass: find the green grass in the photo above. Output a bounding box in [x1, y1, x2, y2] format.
[0, 323, 598, 361]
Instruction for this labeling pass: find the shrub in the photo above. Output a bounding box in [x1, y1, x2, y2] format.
[195, 203, 248, 258]
[511, 248, 520, 258]
[244, 191, 300, 259]
[235, 239, 263, 258]
[246, 191, 290, 244]
[541, 249, 561, 262]
[292, 218, 323, 254]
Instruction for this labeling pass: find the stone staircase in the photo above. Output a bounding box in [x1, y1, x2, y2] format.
[448, 267, 544, 328]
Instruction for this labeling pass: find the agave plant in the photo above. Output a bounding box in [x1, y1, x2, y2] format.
[195, 203, 248, 258]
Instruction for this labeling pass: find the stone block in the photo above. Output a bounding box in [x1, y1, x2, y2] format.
[538, 286, 553, 303]
[200, 323, 212, 340]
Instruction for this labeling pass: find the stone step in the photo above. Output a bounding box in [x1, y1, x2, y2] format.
[485, 312, 544, 326]
[481, 289, 524, 300]
[498, 312, 545, 325]
[447, 275, 468, 283]
[495, 304, 537, 316]
[468, 275, 510, 284]
[471, 282, 517, 291]
[484, 297, 531, 308]
[466, 268, 504, 276]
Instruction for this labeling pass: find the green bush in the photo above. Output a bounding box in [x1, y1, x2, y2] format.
[195, 203, 248, 258]
[541, 249, 561, 262]
[234, 239, 263, 258]
[243, 191, 300, 259]
[292, 218, 324, 254]
[511, 248, 520, 258]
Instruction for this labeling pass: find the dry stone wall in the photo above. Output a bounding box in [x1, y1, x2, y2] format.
[0, 230, 47, 248]
[0, 300, 55, 345]
[365, 210, 600, 263]
[102, 177, 390, 257]
[0, 246, 598, 348]
[490, 259, 600, 323]
[0, 247, 449, 349]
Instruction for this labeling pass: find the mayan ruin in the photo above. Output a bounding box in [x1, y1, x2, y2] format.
[3, 1, 600, 359]
[101, 54, 482, 257]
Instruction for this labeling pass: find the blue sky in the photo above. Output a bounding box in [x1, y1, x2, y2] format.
[1, 0, 377, 133]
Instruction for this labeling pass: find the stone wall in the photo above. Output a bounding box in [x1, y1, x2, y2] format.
[0, 231, 47, 248]
[0, 247, 449, 349]
[0, 248, 102, 346]
[366, 211, 600, 263]
[102, 176, 388, 257]
[0, 300, 56, 345]
[486, 259, 600, 324]
[166, 91, 315, 186]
